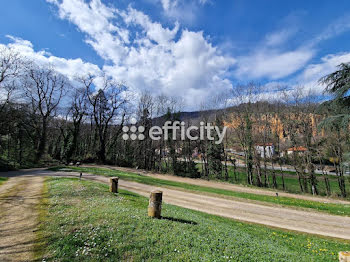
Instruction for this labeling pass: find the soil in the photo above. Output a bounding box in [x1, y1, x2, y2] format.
[0, 176, 44, 262]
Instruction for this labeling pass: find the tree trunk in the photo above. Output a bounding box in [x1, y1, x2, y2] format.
[35, 119, 47, 163]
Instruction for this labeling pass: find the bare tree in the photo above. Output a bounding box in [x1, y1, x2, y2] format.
[136, 92, 155, 169]
[60, 87, 89, 162]
[281, 87, 309, 193]
[0, 47, 22, 85]
[229, 83, 261, 185]
[23, 64, 67, 162]
[319, 112, 348, 197]
[300, 91, 319, 195]
[0, 47, 23, 111]
[83, 74, 127, 163]
[314, 138, 331, 196]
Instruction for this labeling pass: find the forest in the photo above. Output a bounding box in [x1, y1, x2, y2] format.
[1, 46, 350, 198]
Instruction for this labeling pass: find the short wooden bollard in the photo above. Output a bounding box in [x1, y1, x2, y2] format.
[109, 177, 119, 193]
[339, 251, 350, 262]
[148, 190, 162, 219]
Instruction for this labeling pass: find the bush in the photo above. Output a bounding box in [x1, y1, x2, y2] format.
[173, 161, 200, 178]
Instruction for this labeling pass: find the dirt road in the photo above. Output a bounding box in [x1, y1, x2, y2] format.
[2, 169, 350, 240]
[88, 164, 350, 205]
[0, 176, 44, 262]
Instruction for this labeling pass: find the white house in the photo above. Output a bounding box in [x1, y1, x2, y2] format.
[255, 143, 275, 158]
[286, 146, 307, 155]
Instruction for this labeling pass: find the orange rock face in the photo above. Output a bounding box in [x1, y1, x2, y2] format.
[224, 112, 324, 142]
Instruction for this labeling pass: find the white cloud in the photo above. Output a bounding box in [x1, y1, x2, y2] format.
[235, 48, 314, 80]
[233, 13, 350, 82]
[43, 0, 350, 106]
[296, 52, 350, 92]
[154, 0, 209, 24]
[3, 35, 102, 81]
[255, 52, 350, 98]
[233, 25, 315, 81]
[120, 6, 179, 46]
[265, 29, 297, 47]
[160, 0, 175, 12]
[47, 0, 234, 109]
[312, 14, 350, 45]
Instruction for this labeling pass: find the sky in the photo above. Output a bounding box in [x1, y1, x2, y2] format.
[1, 0, 350, 109]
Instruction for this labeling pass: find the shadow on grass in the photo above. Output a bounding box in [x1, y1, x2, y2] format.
[120, 191, 140, 197]
[161, 216, 198, 225]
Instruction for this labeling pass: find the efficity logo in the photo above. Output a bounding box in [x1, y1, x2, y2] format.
[122, 118, 145, 141]
[122, 119, 227, 144]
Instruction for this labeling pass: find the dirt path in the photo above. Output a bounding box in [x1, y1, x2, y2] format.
[3, 169, 350, 240]
[89, 164, 350, 205]
[0, 176, 44, 262]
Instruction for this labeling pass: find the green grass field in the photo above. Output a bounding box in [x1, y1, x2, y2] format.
[196, 163, 350, 197]
[0, 177, 8, 186]
[224, 165, 350, 197]
[39, 177, 349, 261]
[50, 166, 350, 216]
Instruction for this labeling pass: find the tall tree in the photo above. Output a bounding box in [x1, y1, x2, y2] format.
[319, 62, 350, 128]
[23, 65, 67, 162]
[0, 47, 22, 109]
[320, 63, 350, 105]
[319, 62, 350, 197]
[207, 117, 224, 179]
[61, 87, 88, 162]
[229, 83, 261, 185]
[83, 74, 127, 163]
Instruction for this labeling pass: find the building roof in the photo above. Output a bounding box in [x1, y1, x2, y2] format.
[256, 143, 274, 147]
[287, 146, 307, 152]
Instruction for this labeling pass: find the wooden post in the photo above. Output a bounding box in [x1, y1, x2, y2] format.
[148, 190, 162, 218]
[339, 252, 350, 262]
[109, 177, 119, 193]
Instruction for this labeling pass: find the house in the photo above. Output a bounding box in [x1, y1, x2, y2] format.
[286, 146, 307, 155]
[255, 143, 275, 158]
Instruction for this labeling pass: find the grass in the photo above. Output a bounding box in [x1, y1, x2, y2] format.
[203, 164, 350, 198]
[50, 166, 350, 216]
[0, 177, 8, 186]
[34, 177, 49, 260]
[39, 177, 349, 261]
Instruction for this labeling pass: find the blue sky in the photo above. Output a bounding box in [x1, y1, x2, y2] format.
[1, 0, 350, 108]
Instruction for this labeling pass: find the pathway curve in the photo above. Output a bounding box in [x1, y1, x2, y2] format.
[88, 164, 350, 205]
[2, 169, 350, 240]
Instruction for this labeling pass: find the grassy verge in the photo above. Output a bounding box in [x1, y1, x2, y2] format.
[197, 164, 350, 197]
[0, 177, 8, 186]
[39, 177, 348, 261]
[34, 177, 49, 260]
[227, 165, 350, 197]
[50, 166, 350, 216]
